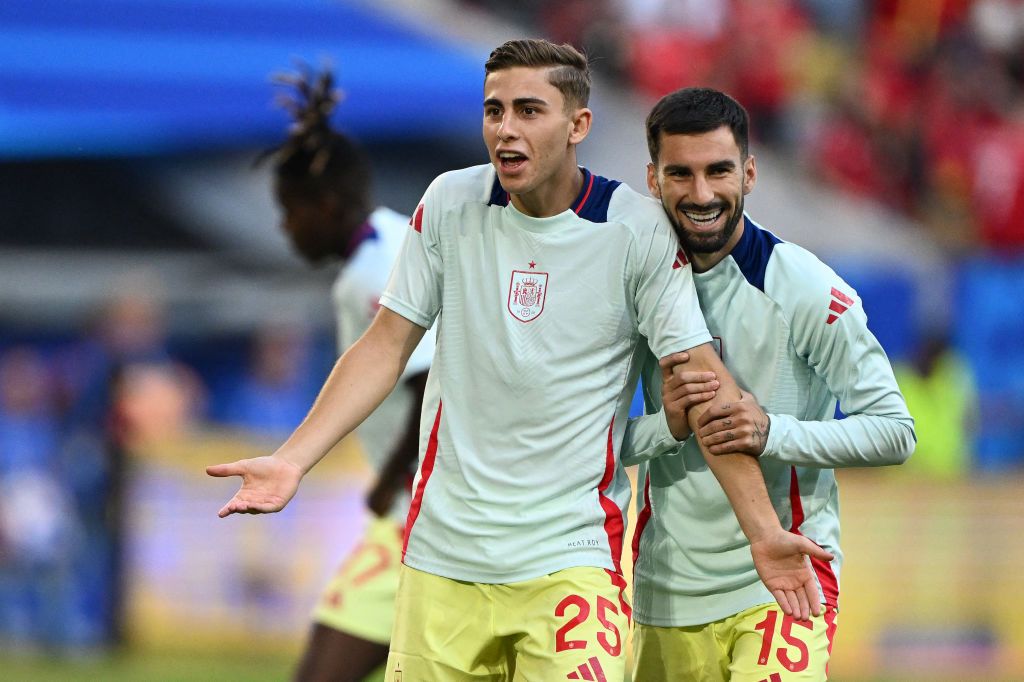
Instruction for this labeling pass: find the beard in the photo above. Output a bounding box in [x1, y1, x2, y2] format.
[667, 194, 744, 255]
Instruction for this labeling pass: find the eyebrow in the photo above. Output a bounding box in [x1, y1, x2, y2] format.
[662, 159, 737, 173]
[483, 97, 549, 108]
[708, 160, 737, 172]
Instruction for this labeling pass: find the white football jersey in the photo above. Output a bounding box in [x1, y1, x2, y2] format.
[625, 216, 915, 626]
[380, 164, 711, 583]
[332, 207, 434, 524]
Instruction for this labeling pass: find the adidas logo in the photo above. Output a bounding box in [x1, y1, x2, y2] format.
[826, 286, 854, 325]
[672, 247, 689, 270]
[566, 655, 608, 681]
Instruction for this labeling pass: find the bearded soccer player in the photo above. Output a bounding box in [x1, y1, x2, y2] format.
[625, 87, 915, 681]
[208, 42, 830, 681]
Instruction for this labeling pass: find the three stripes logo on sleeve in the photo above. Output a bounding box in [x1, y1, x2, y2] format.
[826, 287, 855, 325]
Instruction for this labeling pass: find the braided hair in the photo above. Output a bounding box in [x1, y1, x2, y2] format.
[266, 63, 373, 263]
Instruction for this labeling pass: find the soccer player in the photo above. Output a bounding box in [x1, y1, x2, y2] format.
[627, 87, 916, 681]
[266, 67, 433, 681]
[208, 41, 828, 680]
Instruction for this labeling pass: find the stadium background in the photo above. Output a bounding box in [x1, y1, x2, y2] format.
[1, 0, 1023, 680]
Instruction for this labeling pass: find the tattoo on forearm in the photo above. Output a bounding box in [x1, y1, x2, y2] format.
[753, 416, 769, 453]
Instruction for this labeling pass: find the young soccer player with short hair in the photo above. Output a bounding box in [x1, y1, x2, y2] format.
[628, 87, 915, 681]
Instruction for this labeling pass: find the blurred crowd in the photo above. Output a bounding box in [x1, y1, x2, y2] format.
[466, 0, 1024, 253]
[0, 283, 331, 651]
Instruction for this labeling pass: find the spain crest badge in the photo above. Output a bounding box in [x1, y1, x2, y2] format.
[507, 269, 549, 323]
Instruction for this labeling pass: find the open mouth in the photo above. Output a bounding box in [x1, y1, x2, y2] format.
[681, 206, 724, 228]
[498, 151, 528, 172]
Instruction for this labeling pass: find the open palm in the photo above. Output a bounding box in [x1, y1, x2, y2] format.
[750, 528, 834, 621]
[206, 455, 304, 518]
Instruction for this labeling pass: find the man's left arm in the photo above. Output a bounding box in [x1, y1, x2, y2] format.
[688, 275, 916, 468]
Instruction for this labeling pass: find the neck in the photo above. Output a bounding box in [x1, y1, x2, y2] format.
[339, 218, 375, 261]
[511, 159, 583, 218]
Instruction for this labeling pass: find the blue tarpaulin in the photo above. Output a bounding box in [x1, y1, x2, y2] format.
[0, 0, 487, 158]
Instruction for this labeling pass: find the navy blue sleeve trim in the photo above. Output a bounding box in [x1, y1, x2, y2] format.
[730, 216, 781, 291]
[574, 168, 620, 224]
[488, 175, 510, 206]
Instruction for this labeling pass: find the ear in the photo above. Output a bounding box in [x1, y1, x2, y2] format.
[646, 162, 661, 199]
[742, 155, 757, 195]
[568, 107, 592, 145]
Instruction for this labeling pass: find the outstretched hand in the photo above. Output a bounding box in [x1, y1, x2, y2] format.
[750, 528, 834, 621]
[206, 455, 304, 518]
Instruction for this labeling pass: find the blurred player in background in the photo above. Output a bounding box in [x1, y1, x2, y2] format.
[209, 40, 829, 681]
[627, 87, 915, 681]
[265, 66, 432, 682]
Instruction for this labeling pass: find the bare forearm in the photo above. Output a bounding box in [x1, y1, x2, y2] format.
[683, 345, 782, 541]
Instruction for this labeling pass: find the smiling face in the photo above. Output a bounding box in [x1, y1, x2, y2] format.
[482, 66, 591, 217]
[647, 125, 756, 271]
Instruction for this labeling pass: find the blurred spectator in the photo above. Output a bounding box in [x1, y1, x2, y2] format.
[0, 347, 61, 477]
[616, 0, 729, 104]
[0, 347, 82, 649]
[798, 0, 866, 40]
[55, 278, 173, 647]
[60, 280, 171, 428]
[894, 334, 978, 479]
[219, 323, 319, 442]
[970, 105, 1024, 249]
[114, 362, 207, 454]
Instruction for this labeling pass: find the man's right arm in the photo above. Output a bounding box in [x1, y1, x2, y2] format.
[207, 307, 426, 516]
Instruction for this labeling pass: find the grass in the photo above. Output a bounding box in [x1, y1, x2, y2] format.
[0, 650, 295, 682]
[0, 649, 952, 682]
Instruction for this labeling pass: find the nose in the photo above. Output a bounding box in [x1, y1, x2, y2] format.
[497, 112, 518, 141]
[691, 173, 714, 206]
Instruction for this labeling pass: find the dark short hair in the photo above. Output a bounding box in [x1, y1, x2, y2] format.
[645, 87, 750, 164]
[484, 39, 590, 111]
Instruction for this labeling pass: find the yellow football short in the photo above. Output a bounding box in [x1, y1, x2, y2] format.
[632, 602, 838, 682]
[385, 564, 631, 681]
[311, 515, 405, 645]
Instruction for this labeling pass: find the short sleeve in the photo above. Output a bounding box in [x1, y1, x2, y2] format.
[379, 176, 445, 329]
[634, 218, 711, 357]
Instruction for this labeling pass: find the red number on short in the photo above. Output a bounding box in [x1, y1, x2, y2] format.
[754, 610, 814, 672]
[595, 596, 621, 656]
[778, 616, 812, 672]
[554, 595, 590, 652]
[753, 610, 778, 666]
[337, 542, 391, 587]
